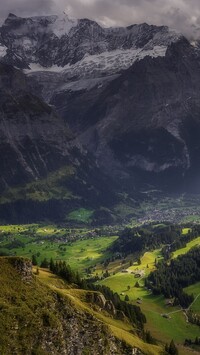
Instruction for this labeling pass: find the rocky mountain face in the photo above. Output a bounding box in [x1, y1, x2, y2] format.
[0, 62, 118, 223]
[76, 38, 200, 193]
[1, 13, 200, 222]
[0, 13, 180, 69]
[0, 62, 72, 191]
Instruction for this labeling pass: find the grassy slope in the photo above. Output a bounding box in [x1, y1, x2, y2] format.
[37, 267, 162, 355]
[172, 236, 200, 258]
[0, 257, 65, 354]
[67, 208, 94, 223]
[184, 282, 200, 315]
[38, 268, 199, 355]
[0, 256, 162, 355]
[0, 166, 76, 203]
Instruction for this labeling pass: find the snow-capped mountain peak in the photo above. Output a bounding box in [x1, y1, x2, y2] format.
[2, 12, 78, 38]
[49, 13, 78, 38]
[0, 13, 183, 71]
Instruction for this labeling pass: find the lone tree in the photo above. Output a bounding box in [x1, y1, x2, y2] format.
[125, 295, 129, 302]
[40, 258, 49, 268]
[168, 339, 178, 355]
[32, 255, 37, 266]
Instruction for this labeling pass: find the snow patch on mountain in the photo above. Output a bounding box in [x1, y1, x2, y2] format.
[67, 46, 167, 76]
[25, 46, 167, 78]
[48, 14, 78, 38]
[25, 63, 70, 73]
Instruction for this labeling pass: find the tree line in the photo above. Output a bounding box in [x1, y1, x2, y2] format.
[146, 247, 200, 308]
[110, 225, 182, 256]
[110, 224, 200, 259]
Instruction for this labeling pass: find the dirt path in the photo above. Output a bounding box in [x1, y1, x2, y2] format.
[187, 292, 200, 310]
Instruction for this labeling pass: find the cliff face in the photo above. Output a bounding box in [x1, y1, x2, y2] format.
[0, 62, 118, 223]
[0, 13, 180, 69]
[0, 257, 144, 355]
[0, 63, 72, 191]
[73, 38, 200, 193]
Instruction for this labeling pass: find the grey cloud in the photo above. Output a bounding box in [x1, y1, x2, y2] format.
[1, 0, 200, 39]
[0, 0, 57, 24]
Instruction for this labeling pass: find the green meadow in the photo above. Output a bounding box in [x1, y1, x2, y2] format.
[0, 224, 117, 273]
[172, 236, 200, 258]
[67, 208, 94, 223]
[100, 277, 200, 345]
[99, 245, 200, 345]
[184, 282, 200, 314]
[181, 228, 192, 235]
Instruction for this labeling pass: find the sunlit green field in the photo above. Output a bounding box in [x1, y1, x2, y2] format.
[100, 272, 200, 344]
[184, 282, 200, 314]
[182, 228, 192, 235]
[172, 236, 200, 258]
[67, 208, 94, 223]
[0, 224, 117, 273]
[98, 249, 162, 295]
[99, 245, 200, 345]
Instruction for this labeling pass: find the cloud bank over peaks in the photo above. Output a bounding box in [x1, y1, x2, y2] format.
[1, 0, 200, 39]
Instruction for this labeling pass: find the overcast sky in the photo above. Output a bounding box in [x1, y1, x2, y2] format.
[1, 0, 200, 39]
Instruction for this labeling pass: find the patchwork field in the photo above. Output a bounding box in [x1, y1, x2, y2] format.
[0, 224, 117, 273]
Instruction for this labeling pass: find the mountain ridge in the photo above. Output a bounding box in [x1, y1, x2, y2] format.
[0, 13, 181, 70]
[1, 13, 200, 223]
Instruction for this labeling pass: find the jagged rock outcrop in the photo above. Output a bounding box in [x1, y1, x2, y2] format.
[86, 292, 107, 308]
[86, 292, 126, 320]
[11, 257, 33, 282]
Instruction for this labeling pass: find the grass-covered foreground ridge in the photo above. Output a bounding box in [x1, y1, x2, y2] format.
[0, 256, 162, 355]
[1, 223, 200, 354]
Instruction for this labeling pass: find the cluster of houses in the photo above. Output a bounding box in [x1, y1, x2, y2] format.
[138, 206, 200, 224]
